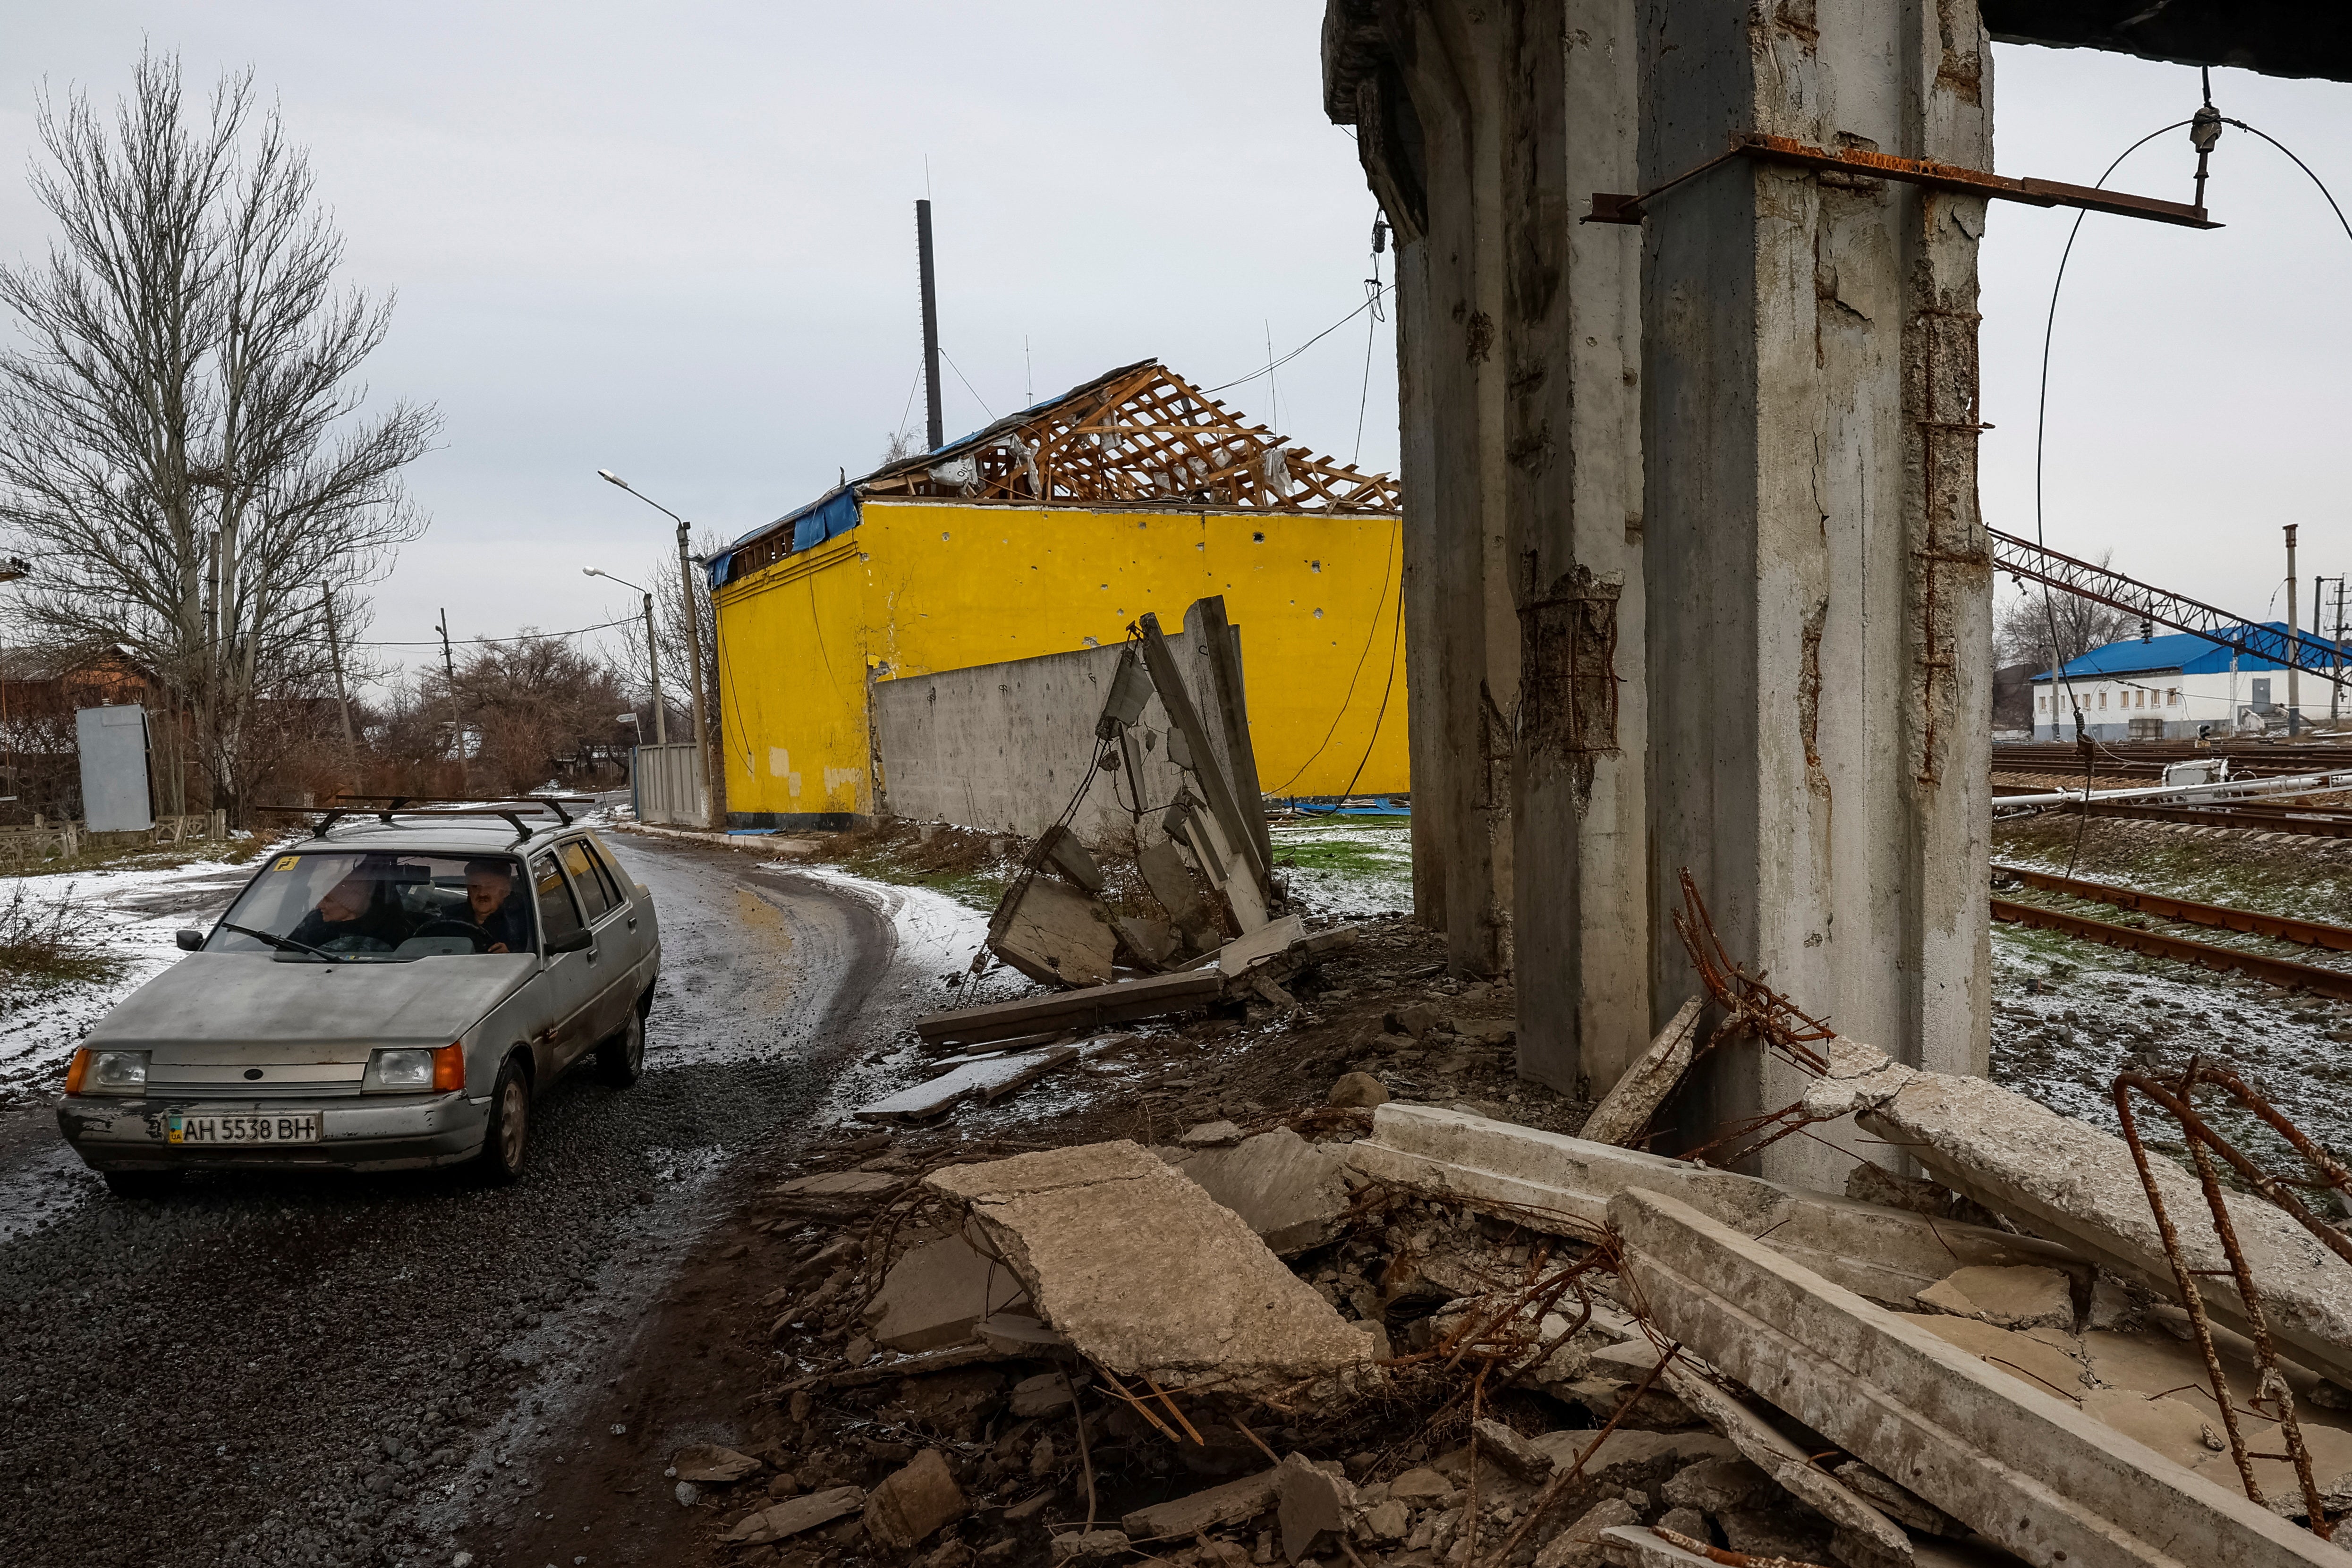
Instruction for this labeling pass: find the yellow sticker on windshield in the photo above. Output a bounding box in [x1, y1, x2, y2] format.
[274, 855, 301, 871]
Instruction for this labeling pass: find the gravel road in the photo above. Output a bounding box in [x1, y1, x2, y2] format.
[0, 831, 967, 1568]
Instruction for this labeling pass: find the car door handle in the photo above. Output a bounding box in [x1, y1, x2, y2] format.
[626, 915, 638, 929]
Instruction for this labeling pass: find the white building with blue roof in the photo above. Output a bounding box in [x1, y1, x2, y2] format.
[2029, 622, 2352, 740]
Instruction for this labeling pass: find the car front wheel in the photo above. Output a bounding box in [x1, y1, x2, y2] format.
[476, 1054, 532, 1185]
[597, 1000, 646, 1088]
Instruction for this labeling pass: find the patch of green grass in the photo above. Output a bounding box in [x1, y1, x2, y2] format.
[1273, 838, 1410, 877]
[835, 847, 1011, 913]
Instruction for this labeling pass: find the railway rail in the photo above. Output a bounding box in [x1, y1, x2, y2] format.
[2055, 800, 2352, 839]
[1990, 897, 2352, 1001]
[1992, 864, 2352, 953]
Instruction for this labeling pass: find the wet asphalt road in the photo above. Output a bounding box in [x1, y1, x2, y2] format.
[0, 832, 933, 1568]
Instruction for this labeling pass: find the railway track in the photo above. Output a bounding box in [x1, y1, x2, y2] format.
[1990, 897, 2352, 1000]
[2062, 800, 2352, 839]
[1991, 864, 2352, 952]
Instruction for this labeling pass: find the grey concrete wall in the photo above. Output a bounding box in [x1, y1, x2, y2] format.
[869, 600, 1240, 848]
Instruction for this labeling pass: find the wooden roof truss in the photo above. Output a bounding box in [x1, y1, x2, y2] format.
[857, 361, 1399, 513]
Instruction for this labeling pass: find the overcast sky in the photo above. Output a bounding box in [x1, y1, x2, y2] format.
[4, 8, 2350, 684]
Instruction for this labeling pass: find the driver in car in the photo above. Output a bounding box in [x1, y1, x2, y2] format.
[288, 867, 413, 953]
[464, 859, 532, 953]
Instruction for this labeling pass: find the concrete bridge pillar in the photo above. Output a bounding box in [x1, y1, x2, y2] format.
[1327, 0, 1993, 1186]
[1639, 0, 1994, 1187]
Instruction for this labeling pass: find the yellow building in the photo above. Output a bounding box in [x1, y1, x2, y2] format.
[708, 360, 1406, 828]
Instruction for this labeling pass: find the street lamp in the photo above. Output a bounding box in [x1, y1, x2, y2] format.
[583, 567, 666, 746]
[596, 470, 715, 829]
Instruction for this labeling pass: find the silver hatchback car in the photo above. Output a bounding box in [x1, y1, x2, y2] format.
[56, 802, 662, 1194]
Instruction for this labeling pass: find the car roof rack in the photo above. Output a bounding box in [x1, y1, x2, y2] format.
[254, 795, 594, 844]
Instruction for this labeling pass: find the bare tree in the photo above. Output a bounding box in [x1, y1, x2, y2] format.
[0, 52, 437, 822]
[1994, 559, 2139, 677]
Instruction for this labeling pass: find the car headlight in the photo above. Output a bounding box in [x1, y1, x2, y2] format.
[68, 1049, 148, 1095]
[365, 1044, 464, 1093]
[368, 1049, 437, 1091]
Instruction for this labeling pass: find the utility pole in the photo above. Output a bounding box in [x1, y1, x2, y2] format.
[675, 525, 714, 828]
[2335, 578, 2346, 726]
[641, 592, 667, 745]
[2286, 524, 2301, 737]
[437, 609, 469, 791]
[917, 198, 943, 451]
[320, 589, 360, 794]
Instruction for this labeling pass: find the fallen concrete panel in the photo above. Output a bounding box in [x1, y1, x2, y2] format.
[1579, 997, 1704, 1147]
[852, 1046, 1079, 1123]
[1611, 1187, 2338, 1568]
[925, 1141, 1374, 1396]
[989, 877, 1117, 989]
[1806, 1038, 2352, 1394]
[1168, 1127, 1350, 1256]
[1137, 838, 1216, 952]
[1340, 1105, 2083, 1310]
[1038, 825, 1105, 893]
[1214, 914, 1308, 976]
[722, 1485, 867, 1544]
[916, 971, 1223, 1046]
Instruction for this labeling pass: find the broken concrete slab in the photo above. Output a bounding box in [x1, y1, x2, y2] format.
[863, 1449, 966, 1549]
[1116, 915, 1177, 968]
[987, 876, 1117, 989]
[1341, 1104, 2085, 1311]
[864, 1231, 1028, 1352]
[1274, 1451, 1357, 1563]
[1470, 1416, 1554, 1482]
[1009, 1369, 1079, 1417]
[1137, 838, 1217, 952]
[1167, 1127, 1350, 1257]
[1658, 1360, 1912, 1565]
[924, 1141, 1375, 1396]
[1327, 1072, 1389, 1109]
[1914, 1265, 2075, 1333]
[722, 1485, 866, 1544]
[1535, 1496, 1637, 1568]
[672, 1443, 762, 1483]
[916, 970, 1223, 1046]
[1593, 1525, 1720, 1568]
[1611, 1185, 2340, 1568]
[1037, 824, 1105, 893]
[1179, 1119, 1244, 1148]
[1833, 1460, 1962, 1537]
[1524, 1430, 1738, 1490]
[1805, 1036, 2352, 1397]
[1578, 996, 1705, 1148]
[853, 1046, 1079, 1123]
[1119, 1466, 1281, 1541]
[1214, 913, 1307, 976]
[775, 1170, 903, 1199]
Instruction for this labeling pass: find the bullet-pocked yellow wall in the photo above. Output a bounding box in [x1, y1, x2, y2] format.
[712, 498, 1409, 823]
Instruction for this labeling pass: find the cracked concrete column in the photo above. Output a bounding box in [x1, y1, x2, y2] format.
[1498, 0, 1650, 1096]
[1642, 0, 1994, 1187]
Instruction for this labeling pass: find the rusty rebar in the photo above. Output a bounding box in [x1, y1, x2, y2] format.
[2114, 1066, 2334, 1533]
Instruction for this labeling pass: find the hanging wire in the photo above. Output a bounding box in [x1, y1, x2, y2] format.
[1351, 218, 1390, 466]
[1201, 283, 1394, 397]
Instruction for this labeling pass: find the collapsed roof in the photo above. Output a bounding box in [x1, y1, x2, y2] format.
[711, 360, 1401, 589]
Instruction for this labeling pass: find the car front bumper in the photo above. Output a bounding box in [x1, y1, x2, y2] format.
[56, 1090, 488, 1173]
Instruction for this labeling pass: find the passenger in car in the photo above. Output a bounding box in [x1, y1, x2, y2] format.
[289, 868, 415, 953]
[464, 859, 533, 953]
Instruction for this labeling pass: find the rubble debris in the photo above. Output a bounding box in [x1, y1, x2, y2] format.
[987, 877, 1118, 990]
[775, 1169, 904, 1200]
[1214, 913, 1307, 976]
[976, 1311, 1069, 1355]
[1656, 1360, 1911, 1564]
[1342, 1104, 2084, 1310]
[1327, 1072, 1389, 1108]
[1537, 1496, 1637, 1568]
[1037, 824, 1105, 892]
[853, 1045, 1081, 1123]
[721, 1484, 866, 1544]
[862, 1449, 967, 1549]
[1470, 1415, 1554, 1482]
[863, 1231, 1028, 1351]
[1137, 839, 1219, 955]
[1842, 1160, 2001, 1229]
[1009, 1369, 1080, 1416]
[1137, 609, 1270, 901]
[671, 1442, 762, 1483]
[1161, 1126, 1350, 1256]
[1611, 1185, 2339, 1567]
[1049, 1527, 1130, 1560]
[1116, 915, 1177, 967]
[1912, 1264, 2075, 1332]
[1806, 1036, 2352, 1393]
[1119, 1464, 1282, 1541]
[1274, 1451, 1357, 1562]
[1579, 997, 1706, 1147]
[1178, 1119, 1244, 1148]
[923, 1141, 1376, 1395]
[915, 970, 1223, 1047]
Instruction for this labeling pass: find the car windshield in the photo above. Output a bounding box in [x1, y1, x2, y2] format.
[207, 850, 535, 962]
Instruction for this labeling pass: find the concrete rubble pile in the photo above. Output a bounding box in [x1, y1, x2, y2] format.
[709, 978, 2352, 1568]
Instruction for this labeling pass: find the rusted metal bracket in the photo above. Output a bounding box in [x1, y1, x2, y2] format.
[1588, 132, 2218, 229]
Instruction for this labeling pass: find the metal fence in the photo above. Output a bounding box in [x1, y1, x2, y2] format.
[631, 743, 705, 827]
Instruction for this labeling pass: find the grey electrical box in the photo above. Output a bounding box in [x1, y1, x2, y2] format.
[76, 705, 153, 832]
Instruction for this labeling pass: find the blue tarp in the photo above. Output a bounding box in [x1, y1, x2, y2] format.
[706, 485, 861, 589]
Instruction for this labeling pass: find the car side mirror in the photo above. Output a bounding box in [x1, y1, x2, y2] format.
[176, 929, 204, 951]
[546, 929, 594, 955]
